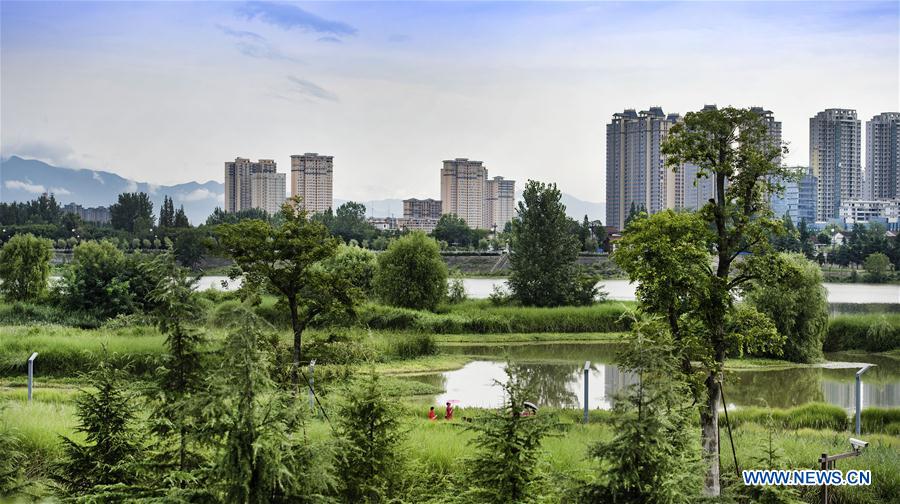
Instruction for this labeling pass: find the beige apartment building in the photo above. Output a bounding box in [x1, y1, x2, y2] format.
[484, 176, 515, 230]
[250, 171, 286, 215]
[403, 198, 442, 219]
[291, 153, 333, 213]
[441, 158, 487, 228]
[224, 157, 278, 213]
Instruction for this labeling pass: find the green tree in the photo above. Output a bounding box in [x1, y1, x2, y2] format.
[373, 232, 448, 311]
[219, 197, 357, 389]
[508, 180, 598, 307]
[745, 253, 828, 363]
[617, 106, 791, 495]
[159, 195, 176, 228]
[581, 316, 701, 503]
[0, 233, 53, 301]
[864, 252, 891, 283]
[110, 192, 155, 233]
[335, 370, 404, 503]
[205, 207, 270, 226]
[624, 201, 646, 228]
[464, 363, 557, 503]
[173, 228, 209, 269]
[58, 240, 133, 316]
[321, 244, 378, 295]
[432, 213, 475, 247]
[201, 311, 329, 503]
[174, 206, 190, 228]
[146, 255, 206, 475]
[59, 354, 143, 494]
[330, 201, 376, 243]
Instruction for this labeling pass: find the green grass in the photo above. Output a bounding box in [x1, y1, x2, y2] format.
[358, 300, 635, 334]
[720, 423, 900, 504]
[435, 332, 627, 344]
[723, 402, 850, 431]
[0, 325, 169, 377]
[825, 314, 900, 352]
[861, 407, 900, 435]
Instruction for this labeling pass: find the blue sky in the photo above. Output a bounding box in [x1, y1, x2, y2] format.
[2, 1, 898, 204]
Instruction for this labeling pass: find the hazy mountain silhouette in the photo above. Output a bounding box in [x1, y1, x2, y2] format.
[1, 156, 605, 224]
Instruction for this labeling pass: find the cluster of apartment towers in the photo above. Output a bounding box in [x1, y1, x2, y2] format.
[606, 106, 900, 231]
[224, 155, 516, 233]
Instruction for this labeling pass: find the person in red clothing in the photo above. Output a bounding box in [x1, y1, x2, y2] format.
[428, 406, 436, 420]
[444, 401, 454, 420]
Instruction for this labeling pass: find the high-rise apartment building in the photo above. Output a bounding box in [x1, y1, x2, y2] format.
[224, 157, 277, 213]
[291, 153, 333, 213]
[441, 158, 488, 228]
[606, 107, 681, 230]
[810, 109, 862, 221]
[751, 106, 783, 163]
[866, 112, 900, 201]
[250, 171, 286, 215]
[403, 198, 443, 219]
[484, 176, 516, 230]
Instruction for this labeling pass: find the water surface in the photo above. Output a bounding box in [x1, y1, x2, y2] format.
[407, 343, 900, 411]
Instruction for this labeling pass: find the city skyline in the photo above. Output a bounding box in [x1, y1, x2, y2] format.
[2, 1, 898, 206]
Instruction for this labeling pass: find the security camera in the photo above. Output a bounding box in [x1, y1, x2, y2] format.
[849, 438, 868, 450]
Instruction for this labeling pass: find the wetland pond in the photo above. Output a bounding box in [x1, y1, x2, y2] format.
[405, 342, 900, 411]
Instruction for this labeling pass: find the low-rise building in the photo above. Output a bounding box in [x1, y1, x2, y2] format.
[62, 202, 111, 224]
[839, 199, 900, 230]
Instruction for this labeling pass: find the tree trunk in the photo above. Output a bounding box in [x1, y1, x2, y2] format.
[701, 371, 721, 496]
[288, 295, 302, 393]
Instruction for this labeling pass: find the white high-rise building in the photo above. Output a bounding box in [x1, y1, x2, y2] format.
[224, 157, 277, 213]
[810, 109, 862, 221]
[866, 112, 900, 201]
[250, 171, 286, 215]
[291, 153, 333, 214]
[441, 158, 488, 228]
[484, 176, 516, 231]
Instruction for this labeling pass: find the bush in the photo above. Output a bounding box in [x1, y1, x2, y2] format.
[391, 333, 438, 359]
[359, 301, 631, 334]
[723, 403, 849, 431]
[861, 407, 900, 434]
[0, 233, 53, 301]
[374, 232, 447, 311]
[824, 314, 900, 352]
[745, 253, 828, 363]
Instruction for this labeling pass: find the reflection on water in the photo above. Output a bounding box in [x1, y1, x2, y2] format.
[413, 343, 900, 411]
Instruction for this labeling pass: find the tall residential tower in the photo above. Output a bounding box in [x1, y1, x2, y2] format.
[606, 107, 681, 230]
[810, 109, 862, 221]
[291, 153, 333, 214]
[440, 158, 488, 228]
[866, 112, 900, 201]
[224, 157, 278, 213]
[484, 176, 516, 230]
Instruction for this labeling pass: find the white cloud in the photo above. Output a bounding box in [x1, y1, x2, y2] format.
[147, 183, 159, 194]
[92, 171, 105, 184]
[4, 179, 46, 194]
[179, 188, 218, 202]
[49, 186, 71, 195]
[124, 180, 138, 192]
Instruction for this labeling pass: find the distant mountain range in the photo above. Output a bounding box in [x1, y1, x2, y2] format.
[1, 156, 224, 224]
[1, 156, 605, 224]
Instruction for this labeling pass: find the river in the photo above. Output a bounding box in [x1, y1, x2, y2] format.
[196, 276, 900, 304]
